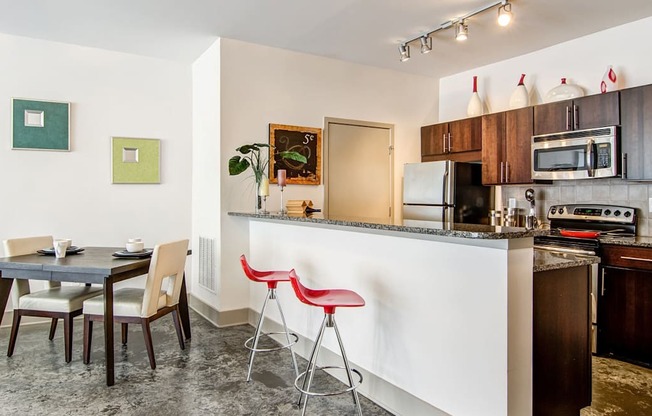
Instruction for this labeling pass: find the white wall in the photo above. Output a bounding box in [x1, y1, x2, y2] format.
[439, 16, 652, 121]
[214, 38, 439, 312]
[191, 40, 222, 307]
[0, 34, 192, 308]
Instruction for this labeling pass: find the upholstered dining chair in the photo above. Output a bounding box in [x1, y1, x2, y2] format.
[3, 235, 102, 363]
[82, 239, 189, 370]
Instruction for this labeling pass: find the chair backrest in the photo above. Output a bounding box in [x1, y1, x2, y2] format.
[3, 236, 57, 305]
[240, 254, 272, 282]
[288, 269, 317, 307]
[141, 239, 189, 318]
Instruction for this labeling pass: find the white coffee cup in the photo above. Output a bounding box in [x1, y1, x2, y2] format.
[126, 241, 145, 252]
[53, 239, 68, 258]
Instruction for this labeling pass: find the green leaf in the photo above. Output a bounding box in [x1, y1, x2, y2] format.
[228, 156, 251, 175]
[278, 151, 307, 163]
[236, 144, 257, 155]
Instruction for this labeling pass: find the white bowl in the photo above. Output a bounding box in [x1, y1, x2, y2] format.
[126, 241, 145, 252]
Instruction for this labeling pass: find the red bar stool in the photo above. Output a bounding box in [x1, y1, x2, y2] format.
[240, 255, 299, 382]
[288, 269, 365, 416]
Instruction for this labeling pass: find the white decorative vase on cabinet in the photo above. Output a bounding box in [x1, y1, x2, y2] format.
[467, 75, 483, 117]
[509, 74, 529, 109]
[600, 65, 618, 93]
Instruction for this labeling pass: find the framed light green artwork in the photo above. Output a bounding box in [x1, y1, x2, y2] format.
[111, 137, 161, 184]
[11, 98, 70, 151]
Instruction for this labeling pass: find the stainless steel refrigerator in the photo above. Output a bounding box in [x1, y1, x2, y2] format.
[402, 160, 492, 224]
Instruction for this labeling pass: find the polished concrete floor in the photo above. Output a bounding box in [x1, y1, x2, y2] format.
[0, 311, 391, 415]
[1, 311, 651, 415]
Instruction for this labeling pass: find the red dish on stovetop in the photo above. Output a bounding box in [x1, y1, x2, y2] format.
[558, 229, 601, 238]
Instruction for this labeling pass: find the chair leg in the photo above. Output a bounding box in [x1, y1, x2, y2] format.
[63, 313, 73, 363]
[141, 318, 156, 370]
[299, 315, 328, 415]
[121, 323, 128, 345]
[7, 311, 22, 357]
[274, 291, 299, 378]
[247, 288, 272, 382]
[83, 315, 93, 364]
[49, 318, 58, 340]
[333, 317, 363, 416]
[172, 307, 185, 350]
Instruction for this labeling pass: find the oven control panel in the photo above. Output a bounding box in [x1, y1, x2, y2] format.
[547, 204, 636, 224]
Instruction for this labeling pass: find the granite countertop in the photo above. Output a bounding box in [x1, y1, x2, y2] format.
[598, 235, 652, 248]
[534, 250, 600, 272]
[229, 211, 549, 240]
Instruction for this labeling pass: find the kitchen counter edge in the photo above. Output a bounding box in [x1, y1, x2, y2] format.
[229, 212, 548, 240]
[534, 250, 600, 273]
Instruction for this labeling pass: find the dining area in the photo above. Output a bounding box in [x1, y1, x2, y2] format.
[0, 236, 192, 387]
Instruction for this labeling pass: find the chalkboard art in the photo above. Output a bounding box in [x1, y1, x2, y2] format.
[269, 123, 322, 185]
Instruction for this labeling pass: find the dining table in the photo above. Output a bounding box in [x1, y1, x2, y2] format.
[0, 246, 192, 386]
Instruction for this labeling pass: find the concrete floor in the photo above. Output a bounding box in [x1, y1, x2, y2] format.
[0, 310, 391, 416]
[1, 310, 651, 415]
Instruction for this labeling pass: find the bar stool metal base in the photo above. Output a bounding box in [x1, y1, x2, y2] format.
[246, 287, 299, 382]
[296, 313, 363, 416]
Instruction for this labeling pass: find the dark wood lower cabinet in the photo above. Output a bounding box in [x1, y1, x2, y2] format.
[534, 266, 592, 416]
[598, 266, 652, 367]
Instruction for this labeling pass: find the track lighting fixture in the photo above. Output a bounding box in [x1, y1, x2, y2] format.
[455, 20, 468, 41]
[419, 36, 432, 54]
[398, 43, 410, 62]
[397, 0, 514, 62]
[497, 1, 513, 27]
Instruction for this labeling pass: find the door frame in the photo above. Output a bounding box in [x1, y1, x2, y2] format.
[323, 117, 395, 218]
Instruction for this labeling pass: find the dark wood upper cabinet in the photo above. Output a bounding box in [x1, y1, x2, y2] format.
[482, 107, 533, 185]
[620, 84, 652, 180]
[533, 91, 620, 136]
[421, 117, 482, 161]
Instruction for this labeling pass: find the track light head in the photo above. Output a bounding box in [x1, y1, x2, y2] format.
[498, 1, 513, 27]
[398, 43, 410, 62]
[455, 20, 468, 41]
[419, 36, 432, 54]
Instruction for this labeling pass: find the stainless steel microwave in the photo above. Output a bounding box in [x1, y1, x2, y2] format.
[531, 126, 619, 180]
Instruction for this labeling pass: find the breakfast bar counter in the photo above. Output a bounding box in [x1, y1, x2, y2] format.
[231, 211, 537, 416]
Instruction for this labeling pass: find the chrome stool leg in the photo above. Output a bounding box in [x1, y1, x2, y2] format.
[245, 288, 299, 382]
[333, 316, 363, 416]
[274, 290, 299, 378]
[295, 313, 364, 416]
[246, 288, 272, 382]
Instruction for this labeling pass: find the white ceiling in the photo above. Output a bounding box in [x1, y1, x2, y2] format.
[1, 0, 652, 78]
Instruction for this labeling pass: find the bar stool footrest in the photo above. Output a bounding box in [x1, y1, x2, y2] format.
[294, 366, 363, 397]
[244, 331, 299, 353]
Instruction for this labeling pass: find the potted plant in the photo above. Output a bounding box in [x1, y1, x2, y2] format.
[229, 142, 306, 211]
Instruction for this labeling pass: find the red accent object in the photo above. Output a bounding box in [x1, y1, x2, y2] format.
[559, 229, 601, 239]
[518, 73, 526, 86]
[472, 75, 478, 93]
[289, 269, 365, 315]
[560, 78, 567, 84]
[609, 68, 617, 82]
[600, 81, 608, 94]
[240, 254, 289, 289]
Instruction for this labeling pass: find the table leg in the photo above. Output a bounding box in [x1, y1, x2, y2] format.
[0, 273, 14, 327]
[178, 273, 191, 340]
[104, 276, 115, 386]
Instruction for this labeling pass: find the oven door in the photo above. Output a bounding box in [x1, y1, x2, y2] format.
[532, 132, 618, 180]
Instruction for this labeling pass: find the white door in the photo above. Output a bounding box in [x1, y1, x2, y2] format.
[326, 119, 393, 222]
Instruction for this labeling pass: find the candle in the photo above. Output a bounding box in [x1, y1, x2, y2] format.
[277, 169, 287, 187]
[259, 177, 269, 196]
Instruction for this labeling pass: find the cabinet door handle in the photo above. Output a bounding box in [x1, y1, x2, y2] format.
[447, 133, 452, 152]
[566, 106, 572, 130]
[620, 256, 652, 263]
[601, 268, 606, 296]
[622, 153, 628, 179]
[442, 133, 447, 153]
[573, 104, 579, 130]
[500, 162, 505, 183]
[505, 162, 510, 183]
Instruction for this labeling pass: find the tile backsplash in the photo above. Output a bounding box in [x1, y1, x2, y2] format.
[501, 179, 652, 236]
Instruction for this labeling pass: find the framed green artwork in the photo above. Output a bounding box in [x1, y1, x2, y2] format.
[11, 98, 70, 151]
[111, 137, 161, 184]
